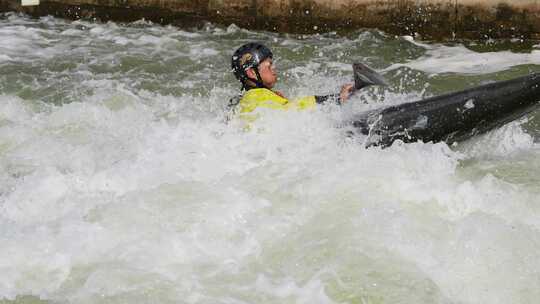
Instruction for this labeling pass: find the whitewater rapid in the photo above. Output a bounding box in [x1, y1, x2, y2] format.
[1, 13, 539, 304]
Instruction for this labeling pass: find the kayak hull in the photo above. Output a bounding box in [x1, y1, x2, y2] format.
[351, 73, 540, 147]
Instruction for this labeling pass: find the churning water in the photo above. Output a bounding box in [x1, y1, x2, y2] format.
[1, 12, 540, 304]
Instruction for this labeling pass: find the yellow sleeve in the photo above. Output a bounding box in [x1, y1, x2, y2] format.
[294, 96, 317, 110]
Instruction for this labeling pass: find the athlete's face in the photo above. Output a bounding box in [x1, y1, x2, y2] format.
[247, 58, 277, 88]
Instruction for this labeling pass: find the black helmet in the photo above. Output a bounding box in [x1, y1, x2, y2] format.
[231, 43, 273, 88]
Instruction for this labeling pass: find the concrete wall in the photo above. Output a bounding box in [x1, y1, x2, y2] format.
[1, 0, 540, 40]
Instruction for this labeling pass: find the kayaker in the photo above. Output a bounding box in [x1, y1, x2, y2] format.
[229, 42, 354, 115]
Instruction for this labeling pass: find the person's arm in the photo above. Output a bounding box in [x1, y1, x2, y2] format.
[315, 84, 354, 105]
[315, 93, 340, 105]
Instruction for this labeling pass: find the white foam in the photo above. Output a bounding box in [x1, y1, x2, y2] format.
[1, 14, 540, 304]
[459, 121, 535, 157]
[388, 42, 540, 75]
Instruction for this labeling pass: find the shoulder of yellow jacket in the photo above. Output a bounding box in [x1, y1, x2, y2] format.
[239, 88, 290, 113]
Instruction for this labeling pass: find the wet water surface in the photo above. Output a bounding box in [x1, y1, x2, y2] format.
[1, 13, 539, 304]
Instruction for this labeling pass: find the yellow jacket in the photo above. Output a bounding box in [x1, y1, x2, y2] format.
[229, 88, 339, 124]
[237, 88, 317, 113]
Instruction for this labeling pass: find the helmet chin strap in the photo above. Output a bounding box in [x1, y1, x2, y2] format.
[243, 67, 267, 90]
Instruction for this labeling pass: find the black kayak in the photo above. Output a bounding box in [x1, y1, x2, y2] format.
[349, 71, 540, 148]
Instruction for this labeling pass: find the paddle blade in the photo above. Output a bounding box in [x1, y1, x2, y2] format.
[353, 63, 389, 90]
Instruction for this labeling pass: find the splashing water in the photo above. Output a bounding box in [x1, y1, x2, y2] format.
[1, 13, 540, 304]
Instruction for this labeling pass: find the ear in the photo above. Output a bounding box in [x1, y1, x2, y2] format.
[245, 68, 257, 80]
